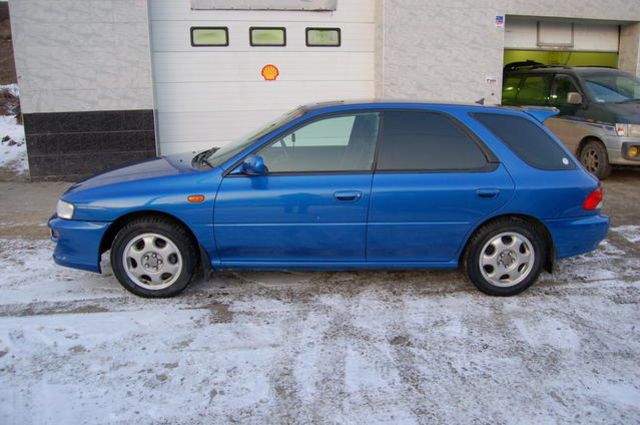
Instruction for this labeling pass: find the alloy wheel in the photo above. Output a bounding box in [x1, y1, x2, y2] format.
[479, 232, 535, 287]
[122, 233, 183, 290]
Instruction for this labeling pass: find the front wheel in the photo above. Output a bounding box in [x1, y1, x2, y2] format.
[580, 140, 612, 180]
[110, 217, 197, 298]
[464, 218, 546, 296]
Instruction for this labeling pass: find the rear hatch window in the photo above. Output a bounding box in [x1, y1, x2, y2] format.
[472, 112, 576, 170]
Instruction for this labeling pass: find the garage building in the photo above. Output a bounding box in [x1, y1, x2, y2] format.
[7, 0, 640, 180]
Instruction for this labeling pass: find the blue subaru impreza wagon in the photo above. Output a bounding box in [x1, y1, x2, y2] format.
[49, 101, 609, 297]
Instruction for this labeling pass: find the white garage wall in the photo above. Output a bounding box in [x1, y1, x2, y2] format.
[148, 0, 376, 155]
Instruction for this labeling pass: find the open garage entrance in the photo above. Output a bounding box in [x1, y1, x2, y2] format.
[503, 17, 620, 69]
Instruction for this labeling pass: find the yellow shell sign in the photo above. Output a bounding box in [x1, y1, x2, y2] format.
[261, 64, 279, 81]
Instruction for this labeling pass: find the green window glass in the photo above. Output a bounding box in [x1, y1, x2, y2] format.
[517, 75, 552, 106]
[306, 28, 341, 47]
[501, 75, 521, 106]
[191, 27, 228, 46]
[250, 27, 286, 46]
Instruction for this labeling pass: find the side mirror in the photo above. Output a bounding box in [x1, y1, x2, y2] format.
[240, 155, 268, 175]
[567, 92, 583, 105]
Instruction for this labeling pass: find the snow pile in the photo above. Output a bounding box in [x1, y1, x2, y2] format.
[0, 83, 19, 98]
[0, 84, 27, 178]
[0, 114, 27, 175]
[611, 225, 640, 244]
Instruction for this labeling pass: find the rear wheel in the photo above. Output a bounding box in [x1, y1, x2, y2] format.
[111, 217, 197, 298]
[464, 218, 546, 296]
[580, 140, 612, 180]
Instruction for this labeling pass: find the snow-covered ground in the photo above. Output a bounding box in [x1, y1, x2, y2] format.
[0, 84, 27, 178]
[1, 225, 639, 424]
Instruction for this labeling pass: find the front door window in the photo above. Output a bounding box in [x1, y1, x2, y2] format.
[257, 112, 380, 173]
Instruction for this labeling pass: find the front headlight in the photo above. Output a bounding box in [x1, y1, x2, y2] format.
[56, 200, 75, 220]
[615, 123, 640, 137]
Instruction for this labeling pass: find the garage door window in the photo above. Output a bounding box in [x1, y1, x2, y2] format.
[376, 111, 489, 172]
[306, 28, 341, 47]
[191, 27, 229, 46]
[258, 113, 380, 173]
[250, 27, 286, 46]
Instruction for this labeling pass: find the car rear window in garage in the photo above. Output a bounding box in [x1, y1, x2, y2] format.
[473, 113, 576, 170]
[377, 111, 488, 171]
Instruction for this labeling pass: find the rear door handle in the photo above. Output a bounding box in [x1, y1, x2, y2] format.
[334, 191, 362, 201]
[476, 189, 500, 199]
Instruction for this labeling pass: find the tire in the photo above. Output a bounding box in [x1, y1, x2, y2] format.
[110, 217, 197, 298]
[579, 140, 612, 180]
[464, 218, 546, 296]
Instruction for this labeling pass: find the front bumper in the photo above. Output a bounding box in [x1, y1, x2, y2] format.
[604, 135, 640, 166]
[544, 214, 609, 259]
[48, 216, 111, 273]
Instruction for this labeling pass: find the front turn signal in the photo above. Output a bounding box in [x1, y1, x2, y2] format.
[187, 195, 205, 203]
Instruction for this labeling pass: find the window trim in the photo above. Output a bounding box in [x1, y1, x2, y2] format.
[190, 26, 229, 47]
[249, 26, 287, 47]
[373, 110, 499, 174]
[305, 27, 341, 47]
[223, 108, 500, 178]
[224, 110, 383, 177]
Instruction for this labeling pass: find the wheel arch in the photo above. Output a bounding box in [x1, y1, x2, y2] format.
[577, 135, 605, 157]
[460, 214, 555, 273]
[99, 210, 210, 269]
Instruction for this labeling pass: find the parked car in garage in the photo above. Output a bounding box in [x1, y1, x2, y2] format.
[502, 65, 640, 179]
[49, 101, 609, 298]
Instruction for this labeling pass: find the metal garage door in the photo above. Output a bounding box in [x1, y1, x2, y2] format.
[148, 0, 375, 155]
[505, 18, 620, 52]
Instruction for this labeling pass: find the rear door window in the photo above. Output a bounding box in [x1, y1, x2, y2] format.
[376, 111, 489, 171]
[502, 75, 522, 105]
[473, 113, 576, 170]
[516, 74, 552, 106]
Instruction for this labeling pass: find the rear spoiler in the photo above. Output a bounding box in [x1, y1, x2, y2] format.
[519, 106, 560, 123]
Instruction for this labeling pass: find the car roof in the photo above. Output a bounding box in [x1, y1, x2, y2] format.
[301, 99, 499, 112]
[506, 65, 626, 76]
[297, 100, 560, 124]
[301, 99, 549, 114]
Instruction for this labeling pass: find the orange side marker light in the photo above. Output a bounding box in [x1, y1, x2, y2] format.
[187, 195, 205, 203]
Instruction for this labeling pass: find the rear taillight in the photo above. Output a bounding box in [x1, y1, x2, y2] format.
[583, 187, 604, 210]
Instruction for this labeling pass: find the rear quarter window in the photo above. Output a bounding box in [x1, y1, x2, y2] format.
[472, 112, 576, 170]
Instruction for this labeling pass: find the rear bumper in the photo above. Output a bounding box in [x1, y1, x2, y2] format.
[48, 216, 111, 273]
[544, 214, 609, 259]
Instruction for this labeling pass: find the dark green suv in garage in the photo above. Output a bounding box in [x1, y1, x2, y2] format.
[502, 65, 640, 179]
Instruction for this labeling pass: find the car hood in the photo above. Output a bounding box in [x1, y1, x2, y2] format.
[607, 101, 640, 123]
[64, 152, 201, 194]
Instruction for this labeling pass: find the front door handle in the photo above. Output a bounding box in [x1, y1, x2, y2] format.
[476, 189, 500, 199]
[334, 191, 362, 201]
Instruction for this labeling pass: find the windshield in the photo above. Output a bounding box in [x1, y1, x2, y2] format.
[202, 107, 306, 168]
[583, 72, 640, 103]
